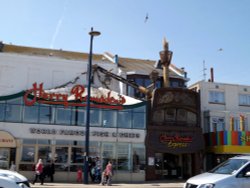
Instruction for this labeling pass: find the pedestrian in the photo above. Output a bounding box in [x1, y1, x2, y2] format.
[32, 159, 44, 185]
[77, 168, 83, 183]
[101, 161, 113, 186]
[49, 160, 55, 182]
[9, 161, 16, 171]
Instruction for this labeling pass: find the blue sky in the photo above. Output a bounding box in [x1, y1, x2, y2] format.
[1, 0, 250, 86]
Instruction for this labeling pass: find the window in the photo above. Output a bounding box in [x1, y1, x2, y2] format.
[102, 143, 115, 170]
[74, 108, 85, 126]
[5, 104, 22, 122]
[39, 105, 53, 124]
[187, 111, 197, 125]
[0, 102, 5, 121]
[55, 107, 72, 125]
[90, 109, 101, 126]
[71, 147, 85, 163]
[165, 108, 176, 121]
[38, 146, 52, 162]
[239, 94, 250, 105]
[117, 144, 129, 170]
[102, 110, 116, 127]
[209, 91, 225, 103]
[55, 147, 68, 163]
[177, 109, 187, 121]
[132, 144, 145, 172]
[133, 112, 145, 129]
[152, 109, 164, 123]
[118, 110, 132, 128]
[23, 105, 39, 123]
[21, 146, 35, 162]
[211, 117, 225, 132]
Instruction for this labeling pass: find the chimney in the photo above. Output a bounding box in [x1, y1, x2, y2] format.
[210, 67, 214, 82]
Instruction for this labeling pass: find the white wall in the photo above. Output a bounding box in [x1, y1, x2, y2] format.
[0, 53, 120, 96]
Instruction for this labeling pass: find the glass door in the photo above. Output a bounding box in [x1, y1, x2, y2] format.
[0, 148, 10, 169]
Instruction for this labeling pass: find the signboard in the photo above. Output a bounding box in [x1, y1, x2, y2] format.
[24, 82, 126, 109]
[0, 131, 16, 147]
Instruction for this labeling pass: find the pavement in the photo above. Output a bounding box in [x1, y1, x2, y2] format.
[30, 180, 185, 188]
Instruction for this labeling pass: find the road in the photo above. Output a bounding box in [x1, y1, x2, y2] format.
[31, 181, 185, 188]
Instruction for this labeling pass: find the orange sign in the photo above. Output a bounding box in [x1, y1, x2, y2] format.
[159, 134, 192, 148]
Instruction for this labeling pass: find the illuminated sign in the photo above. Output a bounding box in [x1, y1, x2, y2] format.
[159, 133, 192, 148]
[24, 83, 126, 109]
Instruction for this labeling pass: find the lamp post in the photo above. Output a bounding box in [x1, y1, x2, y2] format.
[84, 27, 101, 184]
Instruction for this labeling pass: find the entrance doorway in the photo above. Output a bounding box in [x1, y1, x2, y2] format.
[155, 153, 182, 179]
[0, 148, 16, 169]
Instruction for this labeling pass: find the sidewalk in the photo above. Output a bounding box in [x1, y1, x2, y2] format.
[30, 180, 185, 188]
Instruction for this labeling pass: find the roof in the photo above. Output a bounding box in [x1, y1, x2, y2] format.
[1, 43, 186, 80]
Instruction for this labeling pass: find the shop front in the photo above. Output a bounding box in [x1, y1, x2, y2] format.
[205, 131, 250, 171]
[145, 88, 204, 181]
[0, 131, 16, 169]
[146, 127, 204, 180]
[0, 83, 148, 182]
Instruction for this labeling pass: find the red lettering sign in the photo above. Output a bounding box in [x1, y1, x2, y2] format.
[24, 83, 126, 109]
[159, 134, 192, 148]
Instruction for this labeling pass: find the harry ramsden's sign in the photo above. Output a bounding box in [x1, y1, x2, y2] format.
[24, 83, 126, 109]
[29, 128, 140, 138]
[159, 133, 192, 148]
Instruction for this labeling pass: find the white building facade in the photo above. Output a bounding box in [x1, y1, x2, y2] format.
[189, 80, 250, 170]
[0, 44, 147, 182]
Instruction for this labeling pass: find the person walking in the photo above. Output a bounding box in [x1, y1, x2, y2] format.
[32, 159, 44, 185]
[49, 160, 55, 182]
[100, 161, 113, 186]
[105, 161, 113, 186]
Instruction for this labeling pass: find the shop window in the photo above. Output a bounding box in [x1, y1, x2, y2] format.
[90, 109, 101, 126]
[71, 147, 85, 163]
[23, 105, 39, 123]
[21, 146, 35, 162]
[55, 147, 68, 163]
[118, 110, 132, 128]
[102, 110, 116, 127]
[89, 141, 100, 158]
[102, 143, 115, 170]
[132, 144, 145, 172]
[211, 117, 225, 132]
[5, 104, 22, 122]
[133, 112, 145, 129]
[38, 146, 52, 162]
[39, 105, 53, 124]
[55, 107, 72, 125]
[0, 148, 9, 169]
[117, 144, 130, 171]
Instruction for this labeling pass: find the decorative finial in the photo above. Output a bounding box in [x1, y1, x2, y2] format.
[163, 37, 169, 51]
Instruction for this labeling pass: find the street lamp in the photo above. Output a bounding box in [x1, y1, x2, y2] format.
[84, 27, 101, 184]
